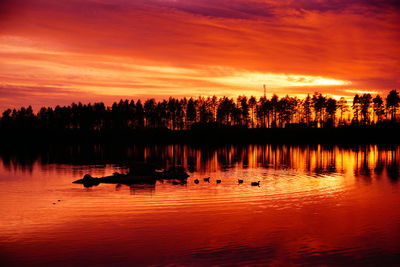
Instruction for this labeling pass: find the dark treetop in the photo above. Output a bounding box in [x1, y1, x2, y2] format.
[1, 90, 399, 144]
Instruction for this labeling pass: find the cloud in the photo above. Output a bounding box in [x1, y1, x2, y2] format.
[0, 0, 399, 109]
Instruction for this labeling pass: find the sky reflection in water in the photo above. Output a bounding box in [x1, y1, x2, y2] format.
[0, 144, 399, 266]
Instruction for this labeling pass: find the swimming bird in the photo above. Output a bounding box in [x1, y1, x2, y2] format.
[194, 179, 200, 184]
[216, 179, 222, 184]
[203, 177, 210, 182]
[172, 181, 180, 185]
[238, 179, 244, 184]
[251, 181, 260, 186]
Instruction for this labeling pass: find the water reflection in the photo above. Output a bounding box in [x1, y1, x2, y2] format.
[1, 145, 400, 266]
[1, 144, 399, 182]
[126, 184, 155, 195]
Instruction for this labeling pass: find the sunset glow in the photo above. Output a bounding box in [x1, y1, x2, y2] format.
[0, 0, 399, 110]
[210, 72, 352, 88]
[1, 2, 400, 265]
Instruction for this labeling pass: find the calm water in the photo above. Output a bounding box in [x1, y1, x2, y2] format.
[1, 145, 400, 266]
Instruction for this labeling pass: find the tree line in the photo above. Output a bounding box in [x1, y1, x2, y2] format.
[1, 90, 399, 131]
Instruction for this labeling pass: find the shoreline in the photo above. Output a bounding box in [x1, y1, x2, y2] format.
[1, 126, 399, 145]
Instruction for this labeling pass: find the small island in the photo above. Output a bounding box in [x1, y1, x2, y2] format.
[73, 164, 189, 187]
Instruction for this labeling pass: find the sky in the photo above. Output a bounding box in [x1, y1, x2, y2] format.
[0, 0, 399, 110]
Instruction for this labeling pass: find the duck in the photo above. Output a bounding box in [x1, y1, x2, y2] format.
[216, 179, 222, 184]
[203, 177, 210, 182]
[172, 181, 180, 185]
[238, 179, 244, 184]
[251, 181, 260, 186]
[194, 179, 200, 184]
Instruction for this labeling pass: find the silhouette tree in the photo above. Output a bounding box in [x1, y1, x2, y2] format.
[277, 96, 297, 127]
[256, 96, 270, 128]
[372, 95, 385, 123]
[167, 98, 177, 130]
[312, 93, 326, 127]
[325, 98, 337, 127]
[386, 90, 400, 121]
[359, 94, 372, 125]
[176, 99, 185, 130]
[217, 97, 235, 125]
[135, 100, 145, 128]
[1, 109, 13, 129]
[237, 96, 249, 127]
[337, 97, 348, 126]
[198, 97, 214, 124]
[186, 98, 197, 128]
[144, 99, 157, 128]
[270, 94, 279, 128]
[302, 94, 312, 126]
[1, 90, 400, 133]
[352, 94, 361, 125]
[156, 100, 168, 128]
[248, 96, 257, 128]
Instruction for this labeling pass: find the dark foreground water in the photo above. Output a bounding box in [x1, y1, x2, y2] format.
[0, 145, 400, 266]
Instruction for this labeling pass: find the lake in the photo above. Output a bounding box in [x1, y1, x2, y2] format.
[1, 144, 399, 266]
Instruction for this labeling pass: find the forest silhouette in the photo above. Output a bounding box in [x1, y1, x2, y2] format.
[1, 90, 399, 144]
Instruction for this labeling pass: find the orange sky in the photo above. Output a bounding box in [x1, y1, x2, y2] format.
[0, 0, 399, 110]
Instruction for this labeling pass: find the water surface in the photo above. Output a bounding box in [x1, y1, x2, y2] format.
[1, 145, 400, 266]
